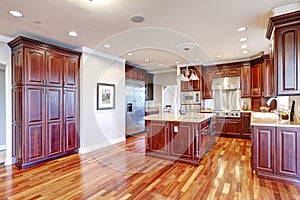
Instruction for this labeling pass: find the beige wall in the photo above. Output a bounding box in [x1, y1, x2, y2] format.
[153, 71, 177, 106]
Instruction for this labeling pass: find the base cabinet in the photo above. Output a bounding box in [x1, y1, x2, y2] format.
[170, 122, 194, 160]
[9, 36, 81, 168]
[252, 126, 300, 183]
[146, 119, 213, 165]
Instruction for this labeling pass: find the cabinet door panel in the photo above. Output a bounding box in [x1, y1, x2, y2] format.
[12, 49, 23, 85]
[253, 127, 275, 173]
[170, 123, 193, 159]
[149, 122, 169, 155]
[64, 88, 79, 151]
[46, 52, 63, 87]
[65, 121, 78, 151]
[225, 119, 241, 135]
[64, 88, 77, 119]
[251, 64, 262, 97]
[276, 128, 300, 178]
[26, 87, 44, 123]
[26, 124, 45, 162]
[24, 48, 45, 85]
[277, 26, 300, 95]
[64, 56, 79, 88]
[47, 88, 63, 156]
[241, 66, 250, 98]
[202, 71, 213, 99]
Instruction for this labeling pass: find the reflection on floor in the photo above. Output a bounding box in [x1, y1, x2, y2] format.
[0, 135, 299, 199]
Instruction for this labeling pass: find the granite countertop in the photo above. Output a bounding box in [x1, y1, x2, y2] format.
[250, 112, 300, 128]
[143, 112, 216, 123]
[146, 106, 160, 112]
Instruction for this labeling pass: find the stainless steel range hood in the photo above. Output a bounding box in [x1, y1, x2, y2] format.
[212, 76, 240, 90]
[212, 76, 241, 111]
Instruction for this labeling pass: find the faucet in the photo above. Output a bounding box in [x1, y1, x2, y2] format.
[266, 97, 277, 107]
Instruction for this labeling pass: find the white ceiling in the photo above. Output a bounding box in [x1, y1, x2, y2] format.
[0, 0, 298, 73]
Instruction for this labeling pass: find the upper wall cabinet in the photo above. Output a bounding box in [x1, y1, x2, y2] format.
[266, 11, 300, 95]
[180, 66, 201, 92]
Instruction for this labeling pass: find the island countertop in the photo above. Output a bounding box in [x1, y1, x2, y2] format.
[143, 112, 216, 123]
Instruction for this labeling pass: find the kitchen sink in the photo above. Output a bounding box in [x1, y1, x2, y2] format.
[251, 111, 279, 120]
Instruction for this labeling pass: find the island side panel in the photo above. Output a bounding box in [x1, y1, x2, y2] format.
[145, 120, 169, 156]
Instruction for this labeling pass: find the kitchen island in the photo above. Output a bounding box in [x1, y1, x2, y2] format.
[144, 113, 216, 166]
[251, 112, 300, 184]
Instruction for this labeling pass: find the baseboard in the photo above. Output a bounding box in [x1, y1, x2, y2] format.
[79, 136, 125, 154]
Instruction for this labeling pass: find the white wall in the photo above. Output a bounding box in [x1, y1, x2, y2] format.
[0, 69, 5, 147]
[79, 47, 126, 152]
[0, 37, 12, 165]
[153, 71, 177, 107]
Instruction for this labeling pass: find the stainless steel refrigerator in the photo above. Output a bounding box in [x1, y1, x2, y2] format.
[125, 79, 145, 137]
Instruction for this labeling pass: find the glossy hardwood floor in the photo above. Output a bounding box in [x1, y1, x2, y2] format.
[0, 135, 299, 200]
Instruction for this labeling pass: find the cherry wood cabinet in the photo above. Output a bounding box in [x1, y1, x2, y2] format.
[145, 73, 154, 101]
[252, 126, 275, 174]
[261, 55, 275, 97]
[125, 63, 147, 81]
[9, 36, 81, 168]
[241, 66, 251, 98]
[145, 119, 212, 165]
[241, 112, 251, 138]
[276, 127, 300, 178]
[213, 67, 240, 78]
[213, 117, 225, 135]
[170, 122, 193, 160]
[252, 125, 300, 183]
[250, 63, 262, 98]
[64, 88, 79, 152]
[202, 69, 213, 99]
[276, 24, 300, 95]
[64, 56, 79, 88]
[266, 11, 300, 96]
[225, 118, 242, 136]
[180, 66, 201, 92]
[146, 121, 169, 156]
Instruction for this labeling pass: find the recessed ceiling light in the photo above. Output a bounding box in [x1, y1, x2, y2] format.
[241, 44, 248, 49]
[103, 44, 111, 48]
[217, 54, 222, 58]
[242, 50, 248, 54]
[68, 31, 78, 37]
[127, 52, 133, 56]
[158, 64, 163, 67]
[9, 10, 23, 18]
[195, 58, 200, 61]
[237, 26, 247, 32]
[176, 61, 180, 64]
[145, 59, 150, 62]
[131, 16, 145, 23]
[240, 37, 248, 42]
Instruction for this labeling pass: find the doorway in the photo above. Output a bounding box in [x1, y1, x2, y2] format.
[162, 85, 177, 113]
[0, 68, 6, 164]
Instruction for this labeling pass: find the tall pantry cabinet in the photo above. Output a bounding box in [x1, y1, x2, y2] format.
[8, 36, 81, 168]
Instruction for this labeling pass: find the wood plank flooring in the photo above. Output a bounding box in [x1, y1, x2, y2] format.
[0, 135, 300, 200]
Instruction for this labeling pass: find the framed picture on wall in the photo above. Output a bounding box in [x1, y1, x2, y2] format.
[97, 83, 115, 110]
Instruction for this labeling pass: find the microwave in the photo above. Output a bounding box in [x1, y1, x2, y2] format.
[181, 91, 201, 104]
